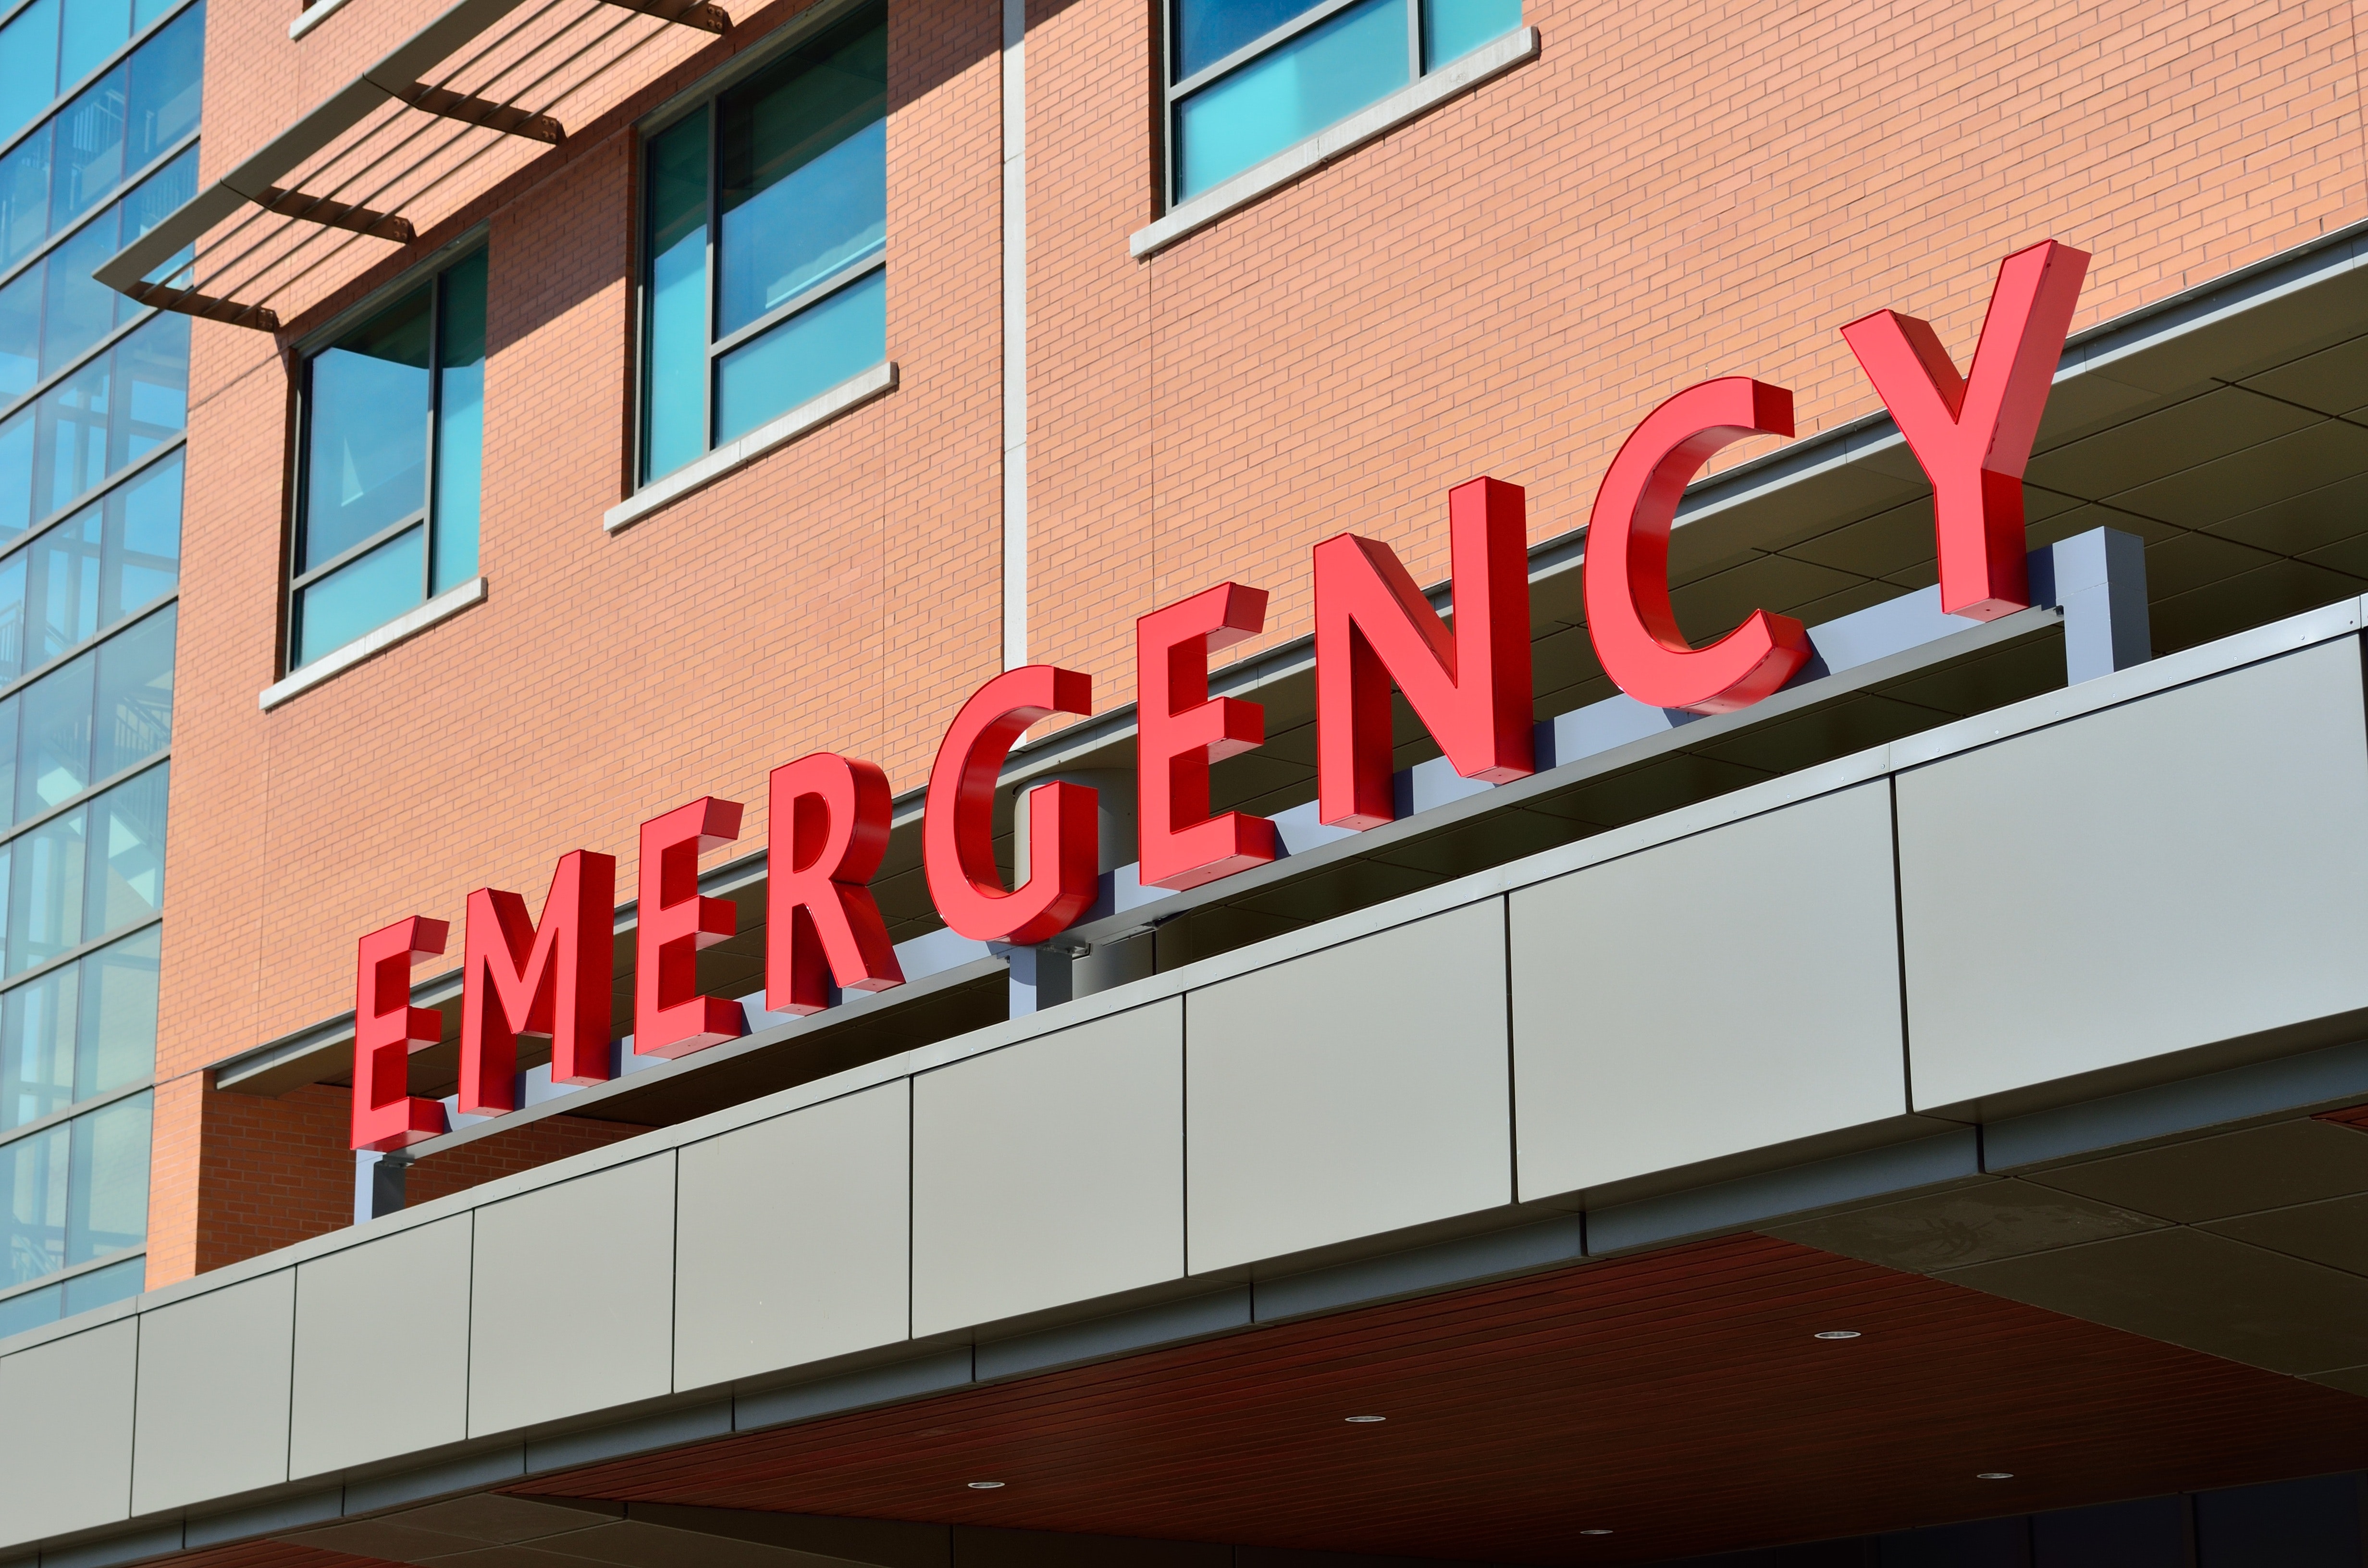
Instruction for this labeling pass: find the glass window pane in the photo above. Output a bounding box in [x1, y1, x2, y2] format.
[75, 923, 152, 1095]
[57, 0, 130, 96]
[7, 804, 84, 973]
[38, 205, 120, 378]
[715, 14, 885, 336]
[1173, 0, 1407, 199]
[1174, 0, 1327, 80]
[110, 306, 182, 469]
[24, 501, 100, 666]
[61, 1249, 137, 1311]
[0, 1278, 61, 1336]
[0, 122, 53, 269]
[32, 349, 107, 518]
[0, 697, 20, 822]
[303, 286, 428, 570]
[123, 1, 197, 174]
[1, 948, 74, 1131]
[101, 445, 177, 619]
[1420, 0, 1515, 70]
[0, 1110, 65, 1286]
[81, 759, 160, 935]
[49, 62, 124, 227]
[0, 262, 37, 405]
[0, 549, 26, 682]
[712, 265, 883, 444]
[0, 405, 27, 538]
[293, 524, 419, 667]
[14, 645, 88, 819]
[641, 112, 707, 482]
[432, 249, 484, 594]
[88, 598, 166, 778]
[64, 1088, 143, 1264]
[0, 0, 61, 144]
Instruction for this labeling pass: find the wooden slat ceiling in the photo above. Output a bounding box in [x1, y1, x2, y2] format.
[519, 1236, 2368, 1564]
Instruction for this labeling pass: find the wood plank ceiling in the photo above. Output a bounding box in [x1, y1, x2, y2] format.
[514, 1236, 2368, 1564]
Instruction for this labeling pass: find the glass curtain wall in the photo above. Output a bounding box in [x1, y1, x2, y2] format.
[0, 0, 197, 1343]
[288, 248, 484, 669]
[639, 3, 886, 483]
[1164, 0, 1516, 199]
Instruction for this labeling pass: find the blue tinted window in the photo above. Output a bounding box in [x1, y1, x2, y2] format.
[1420, 0, 1514, 65]
[63, 1086, 143, 1264]
[0, 123, 53, 269]
[431, 249, 484, 592]
[714, 265, 883, 442]
[641, 5, 886, 482]
[641, 112, 707, 481]
[0, 0, 61, 144]
[715, 17, 884, 334]
[293, 523, 418, 666]
[88, 598, 168, 777]
[302, 284, 429, 569]
[0, 265, 36, 402]
[1173, 0, 1406, 198]
[57, 0, 130, 96]
[123, 2, 197, 173]
[48, 62, 125, 227]
[0, 1115, 66, 1284]
[1174, 0, 1325, 79]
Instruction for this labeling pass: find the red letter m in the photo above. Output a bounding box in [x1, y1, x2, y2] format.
[459, 850, 616, 1115]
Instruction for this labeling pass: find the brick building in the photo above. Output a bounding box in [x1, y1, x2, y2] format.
[6, 0, 2368, 1558]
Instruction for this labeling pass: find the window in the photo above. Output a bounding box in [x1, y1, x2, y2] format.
[0, 0, 190, 143]
[289, 247, 485, 670]
[0, 1, 203, 267]
[0, 144, 197, 404]
[1163, 0, 1518, 201]
[638, 4, 886, 484]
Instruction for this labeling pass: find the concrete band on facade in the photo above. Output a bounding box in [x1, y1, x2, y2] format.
[11, 590, 2368, 1559]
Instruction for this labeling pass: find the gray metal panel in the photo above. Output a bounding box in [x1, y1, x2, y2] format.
[675, 1081, 911, 1392]
[290, 1213, 472, 1478]
[130, 1269, 296, 1515]
[1899, 638, 2368, 1112]
[0, 1317, 136, 1547]
[1185, 902, 1512, 1274]
[1509, 781, 1910, 1203]
[469, 1155, 676, 1437]
[911, 1000, 1184, 1336]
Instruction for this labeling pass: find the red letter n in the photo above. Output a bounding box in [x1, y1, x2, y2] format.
[767, 754, 904, 1017]
[1842, 240, 2089, 621]
[458, 850, 616, 1115]
[351, 916, 448, 1152]
[1315, 477, 1533, 830]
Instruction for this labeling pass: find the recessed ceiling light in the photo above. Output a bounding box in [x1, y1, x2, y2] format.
[1579, 1529, 1614, 1536]
[1344, 1414, 1387, 1423]
[1813, 1330, 1862, 1340]
[967, 1481, 1006, 1490]
[1976, 1472, 2014, 1481]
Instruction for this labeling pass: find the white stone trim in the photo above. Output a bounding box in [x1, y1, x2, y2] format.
[604, 360, 899, 535]
[1130, 26, 1538, 260]
[259, 576, 487, 711]
[289, 0, 358, 40]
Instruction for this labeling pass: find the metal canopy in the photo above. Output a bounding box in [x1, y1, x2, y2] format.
[95, 0, 729, 331]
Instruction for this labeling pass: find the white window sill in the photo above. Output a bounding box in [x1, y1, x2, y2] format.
[605, 359, 899, 535]
[259, 576, 487, 711]
[1131, 25, 1539, 260]
[289, 0, 355, 39]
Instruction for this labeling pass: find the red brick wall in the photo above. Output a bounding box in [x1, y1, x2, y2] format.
[153, 0, 2368, 1285]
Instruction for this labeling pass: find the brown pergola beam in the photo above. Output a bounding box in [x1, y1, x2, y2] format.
[595, 0, 730, 33]
[395, 82, 565, 143]
[122, 280, 282, 333]
[254, 186, 417, 243]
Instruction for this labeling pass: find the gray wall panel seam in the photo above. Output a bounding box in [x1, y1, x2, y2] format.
[666, 1148, 679, 1394]
[459, 1209, 475, 1461]
[124, 1300, 142, 1527]
[1502, 895, 1518, 1203]
[1179, 988, 1191, 1278]
[1887, 775, 1914, 1115]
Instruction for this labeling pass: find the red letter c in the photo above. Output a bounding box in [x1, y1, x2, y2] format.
[1583, 378, 1812, 714]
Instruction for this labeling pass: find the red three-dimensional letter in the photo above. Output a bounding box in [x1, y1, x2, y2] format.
[634, 797, 747, 1058]
[1314, 476, 1534, 830]
[351, 916, 449, 1152]
[767, 753, 904, 1016]
[1584, 378, 1813, 713]
[923, 666, 1097, 944]
[457, 850, 616, 1114]
[1842, 239, 2090, 621]
[1137, 583, 1276, 891]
